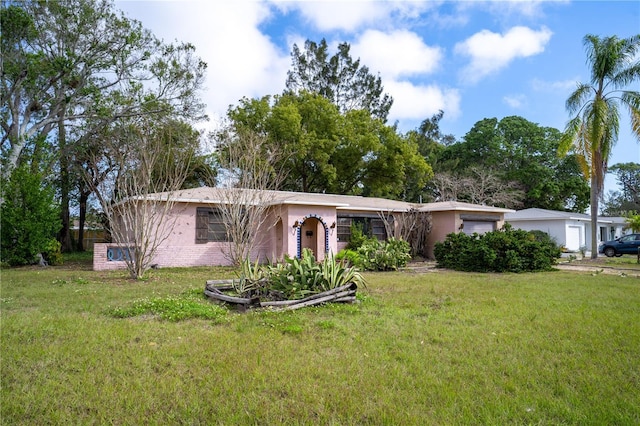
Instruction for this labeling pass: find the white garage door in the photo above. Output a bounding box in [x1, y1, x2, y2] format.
[463, 221, 495, 235]
[566, 226, 581, 252]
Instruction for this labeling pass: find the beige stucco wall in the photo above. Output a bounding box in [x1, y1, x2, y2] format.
[424, 211, 506, 259]
[426, 211, 458, 259]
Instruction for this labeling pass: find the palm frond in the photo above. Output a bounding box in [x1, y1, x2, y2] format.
[565, 83, 593, 114]
[559, 116, 591, 179]
[620, 91, 640, 140]
[612, 63, 640, 88]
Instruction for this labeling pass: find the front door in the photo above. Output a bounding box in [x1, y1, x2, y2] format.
[301, 217, 320, 259]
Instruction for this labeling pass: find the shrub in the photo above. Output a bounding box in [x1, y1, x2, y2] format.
[357, 237, 411, 271]
[0, 165, 61, 266]
[434, 226, 561, 273]
[234, 249, 366, 300]
[42, 238, 63, 266]
[336, 249, 362, 267]
[346, 221, 367, 250]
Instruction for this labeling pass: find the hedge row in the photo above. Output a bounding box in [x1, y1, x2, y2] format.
[434, 225, 561, 273]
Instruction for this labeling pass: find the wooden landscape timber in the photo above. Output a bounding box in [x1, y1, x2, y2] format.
[204, 281, 358, 311]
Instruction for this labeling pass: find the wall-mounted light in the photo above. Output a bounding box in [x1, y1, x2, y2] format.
[329, 221, 336, 235]
[458, 223, 464, 231]
[292, 220, 301, 235]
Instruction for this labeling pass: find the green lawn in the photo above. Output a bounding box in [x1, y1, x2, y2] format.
[2, 259, 639, 425]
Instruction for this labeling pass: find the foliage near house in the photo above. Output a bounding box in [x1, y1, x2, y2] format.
[230, 249, 366, 301]
[338, 237, 412, 271]
[434, 226, 561, 272]
[560, 34, 640, 258]
[626, 214, 640, 233]
[0, 164, 61, 266]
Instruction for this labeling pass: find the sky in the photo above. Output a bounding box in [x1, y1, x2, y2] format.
[115, 0, 640, 194]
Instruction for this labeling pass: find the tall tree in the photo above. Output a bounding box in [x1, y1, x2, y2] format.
[1, 0, 207, 251]
[224, 92, 430, 198]
[1, 0, 206, 175]
[602, 162, 640, 215]
[559, 34, 640, 258]
[435, 116, 589, 211]
[286, 39, 393, 121]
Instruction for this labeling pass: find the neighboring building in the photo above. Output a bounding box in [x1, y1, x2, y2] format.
[93, 187, 513, 270]
[505, 208, 629, 253]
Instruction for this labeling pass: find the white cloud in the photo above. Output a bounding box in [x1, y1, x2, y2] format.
[531, 77, 579, 92]
[352, 29, 442, 80]
[455, 26, 553, 84]
[485, 0, 570, 18]
[503, 94, 527, 109]
[386, 80, 461, 124]
[271, 0, 432, 32]
[117, 1, 290, 125]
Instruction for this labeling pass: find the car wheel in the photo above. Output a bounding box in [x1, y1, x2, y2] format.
[603, 247, 616, 257]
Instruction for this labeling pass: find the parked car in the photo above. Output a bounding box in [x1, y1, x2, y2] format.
[598, 233, 640, 257]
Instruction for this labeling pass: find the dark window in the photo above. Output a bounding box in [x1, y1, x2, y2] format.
[196, 208, 228, 243]
[337, 217, 352, 242]
[336, 215, 388, 242]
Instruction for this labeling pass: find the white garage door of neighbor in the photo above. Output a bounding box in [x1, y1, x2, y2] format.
[463, 221, 495, 235]
[566, 225, 581, 252]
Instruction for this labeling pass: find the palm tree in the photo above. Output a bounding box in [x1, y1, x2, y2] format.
[560, 34, 640, 259]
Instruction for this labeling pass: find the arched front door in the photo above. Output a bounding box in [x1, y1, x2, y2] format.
[296, 214, 329, 260]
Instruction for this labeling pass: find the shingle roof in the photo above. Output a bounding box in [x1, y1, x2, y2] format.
[136, 187, 512, 214]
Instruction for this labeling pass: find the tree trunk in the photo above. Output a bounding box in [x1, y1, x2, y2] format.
[77, 188, 89, 252]
[57, 112, 74, 252]
[590, 174, 599, 259]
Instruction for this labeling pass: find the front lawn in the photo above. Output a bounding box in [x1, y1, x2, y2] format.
[2, 262, 639, 424]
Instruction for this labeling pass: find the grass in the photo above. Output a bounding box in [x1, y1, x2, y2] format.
[2, 255, 639, 424]
[561, 253, 640, 271]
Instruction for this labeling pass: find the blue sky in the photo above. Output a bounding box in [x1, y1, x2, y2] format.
[116, 0, 639, 194]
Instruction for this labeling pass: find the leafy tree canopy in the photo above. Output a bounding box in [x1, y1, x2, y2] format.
[1, 0, 207, 178]
[221, 92, 431, 199]
[435, 116, 590, 212]
[285, 39, 393, 122]
[602, 162, 640, 215]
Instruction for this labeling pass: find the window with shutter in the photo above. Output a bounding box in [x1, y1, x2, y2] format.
[195, 208, 229, 243]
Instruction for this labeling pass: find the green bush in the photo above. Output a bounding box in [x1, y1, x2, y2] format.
[1, 165, 61, 266]
[42, 238, 63, 266]
[357, 237, 411, 271]
[434, 226, 561, 273]
[336, 249, 362, 267]
[346, 221, 367, 250]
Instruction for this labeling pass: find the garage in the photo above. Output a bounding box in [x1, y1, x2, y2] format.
[566, 225, 582, 252]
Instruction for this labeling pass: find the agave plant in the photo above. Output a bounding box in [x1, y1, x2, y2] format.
[320, 253, 366, 291]
[233, 257, 266, 298]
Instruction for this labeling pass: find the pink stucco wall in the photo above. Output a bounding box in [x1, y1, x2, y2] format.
[93, 202, 340, 270]
[93, 199, 506, 269]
